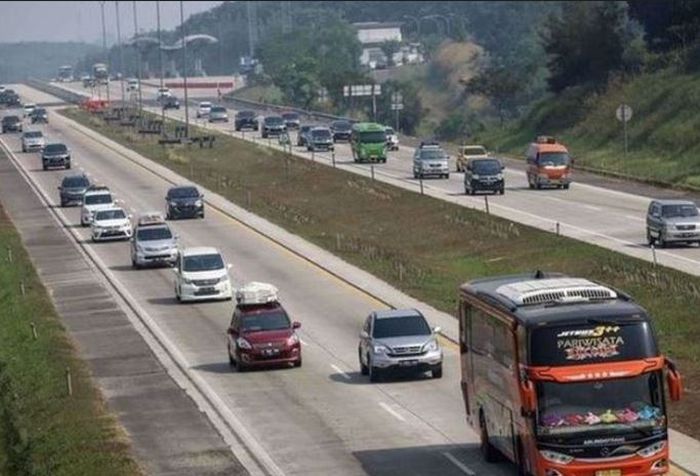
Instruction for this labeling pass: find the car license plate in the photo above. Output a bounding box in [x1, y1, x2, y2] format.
[399, 360, 418, 367]
[196, 287, 216, 295]
[263, 348, 279, 356]
[595, 470, 621, 476]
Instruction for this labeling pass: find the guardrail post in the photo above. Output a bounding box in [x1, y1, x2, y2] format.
[20, 281, 25, 297]
[332, 149, 336, 167]
[371, 165, 375, 181]
[30, 322, 38, 340]
[311, 149, 315, 162]
[556, 222, 560, 236]
[419, 176, 424, 195]
[651, 244, 657, 268]
[484, 195, 490, 214]
[6, 246, 12, 263]
[246, 190, 252, 208]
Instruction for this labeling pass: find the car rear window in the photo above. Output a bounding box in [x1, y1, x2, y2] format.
[211, 106, 226, 113]
[44, 144, 67, 153]
[63, 176, 89, 188]
[241, 310, 290, 332]
[373, 315, 431, 338]
[168, 187, 199, 198]
[24, 131, 43, 138]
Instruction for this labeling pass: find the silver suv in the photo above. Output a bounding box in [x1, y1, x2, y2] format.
[646, 199, 700, 247]
[358, 309, 443, 382]
[130, 213, 178, 268]
[413, 142, 449, 179]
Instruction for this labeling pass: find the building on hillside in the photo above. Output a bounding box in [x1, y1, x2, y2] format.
[353, 22, 424, 70]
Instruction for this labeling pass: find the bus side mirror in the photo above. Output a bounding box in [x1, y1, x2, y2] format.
[666, 359, 683, 401]
[520, 379, 536, 414]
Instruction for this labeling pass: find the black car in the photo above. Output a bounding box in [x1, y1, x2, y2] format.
[166, 185, 204, 219]
[30, 108, 48, 124]
[42, 143, 71, 170]
[2, 115, 22, 133]
[282, 112, 300, 129]
[330, 120, 352, 142]
[464, 158, 505, 195]
[0, 91, 20, 107]
[58, 174, 90, 207]
[307, 127, 334, 151]
[297, 125, 313, 147]
[160, 95, 180, 110]
[261, 116, 286, 138]
[234, 110, 258, 131]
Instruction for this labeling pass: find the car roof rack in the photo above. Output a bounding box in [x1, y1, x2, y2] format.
[137, 212, 166, 226]
[535, 135, 557, 144]
[496, 277, 617, 307]
[236, 282, 279, 306]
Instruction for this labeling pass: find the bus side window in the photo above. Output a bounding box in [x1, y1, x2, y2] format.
[494, 320, 515, 370]
[459, 302, 471, 353]
[470, 308, 494, 356]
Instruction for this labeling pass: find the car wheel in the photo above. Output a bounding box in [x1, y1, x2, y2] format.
[65, 162, 71, 170]
[369, 358, 382, 383]
[293, 358, 302, 368]
[431, 363, 443, 379]
[176, 286, 182, 302]
[200, 210, 205, 219]
[480, 413, 500, 463]
[60, 200, 67, 207]
[227, 344, 235, 366]
[646, 228, 655, 246]
[445, 173, 450, 179]
[563, 183, 570, 190]
[42, 164, 47, 171]
[359, 349, 369, 376]
[499, 187, 505, 195]
[22, 146, 26, 153]
[657, 233, 666, 248]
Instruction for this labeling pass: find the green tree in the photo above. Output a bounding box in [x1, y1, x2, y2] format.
[375, 80, 423, 135]
[540, 1, 646, 92]
[465, 63, 525, 125]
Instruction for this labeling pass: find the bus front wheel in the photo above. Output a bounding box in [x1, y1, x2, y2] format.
[479, 413, 500, 463]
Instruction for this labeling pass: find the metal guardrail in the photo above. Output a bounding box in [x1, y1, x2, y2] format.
[25, 78, 86, 105]
[223, 94, 356, 125]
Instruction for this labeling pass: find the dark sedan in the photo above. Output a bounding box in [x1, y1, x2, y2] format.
[166, 185, 204, 219]
[331, 120, 352, 142]
[2, 115, 22, 133]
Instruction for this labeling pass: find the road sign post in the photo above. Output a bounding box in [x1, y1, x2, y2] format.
[344, 84, 382, 121]
[391, 92, 404, 132]
[616, 103, 633, 157]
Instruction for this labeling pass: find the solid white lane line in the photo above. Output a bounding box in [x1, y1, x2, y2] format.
[379, 402, 406, 422]
[582, 204, 602, 211]
[442, 452, 475, 476]
[626, 214, 646, 222]
[299, 338, 308, 346]
[330, 364, 351, 380]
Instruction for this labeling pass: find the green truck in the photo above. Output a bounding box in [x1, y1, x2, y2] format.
[351, 122, 387, 163]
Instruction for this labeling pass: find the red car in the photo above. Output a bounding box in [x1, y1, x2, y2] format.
[226, 283, 302, 371]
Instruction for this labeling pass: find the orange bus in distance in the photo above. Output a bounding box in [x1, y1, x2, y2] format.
[526, 136, 572, 190]
[459, 271, 682, 475]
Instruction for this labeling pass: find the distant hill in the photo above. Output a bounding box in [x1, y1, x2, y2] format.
[0, 42, 100, 83]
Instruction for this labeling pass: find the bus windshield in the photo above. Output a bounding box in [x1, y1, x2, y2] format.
[538, 152, 570, 166]
[536, 371, 665, 443]
[358, 131, 386, 144]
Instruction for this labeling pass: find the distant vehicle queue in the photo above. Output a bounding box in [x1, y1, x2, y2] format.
[2, 85, 688, 475]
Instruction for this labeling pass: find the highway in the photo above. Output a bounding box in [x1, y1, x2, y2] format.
[6, 82, 698, 475]
[7, 84, 516, 476]
[53, 79, 700, 278]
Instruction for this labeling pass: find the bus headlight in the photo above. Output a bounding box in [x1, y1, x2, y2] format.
[637, 441, 665, 458]
[540, 449, 573, 465]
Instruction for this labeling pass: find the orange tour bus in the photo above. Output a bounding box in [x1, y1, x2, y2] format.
[458, 271, 682, 475]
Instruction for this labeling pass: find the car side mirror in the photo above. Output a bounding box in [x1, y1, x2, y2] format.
[57, 186, 61, 190]
[171, 268, 178, 273]
[200, 194, 204, 199]
[359, 330, 369, 339]
[433, 326, 441, 334]
[128, 214, 133, 219]
[520, 377, 536, 414]
[292, 321, 301, 329]
[129, 237, 134, 242]
[227, 263, 233, 270]
[666, 358, 683, 401]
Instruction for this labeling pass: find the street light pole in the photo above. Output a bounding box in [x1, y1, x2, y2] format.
[180, 0, 189, 138]
[99, 1, 110, 101]
[156, 0, 165, 128]
[115, 1, 126, 107]
[132, 0, 143, 117]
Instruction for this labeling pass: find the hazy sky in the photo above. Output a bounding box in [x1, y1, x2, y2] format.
[0, 1, 223, 44]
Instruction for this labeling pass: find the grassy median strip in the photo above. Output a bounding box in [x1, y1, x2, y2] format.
[0, 201, 141, 475]
[62, 107, 700, 437]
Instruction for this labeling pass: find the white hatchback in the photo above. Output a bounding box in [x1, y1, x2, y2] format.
[196, 101, 212, 118]
[174, 247, 232, 302]
[81, 189, 114, 226]
[91, 207, 133, 242]
[23, 103, 36, 117]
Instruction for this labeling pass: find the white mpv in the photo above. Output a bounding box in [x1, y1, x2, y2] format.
[174, 247, 233, 302]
